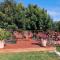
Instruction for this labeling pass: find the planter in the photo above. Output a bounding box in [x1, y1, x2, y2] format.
[0, 40, 5, 48]
[23, 31, 29, 40]
[41, 38, 47, 47]
[0, 28, 11, 48]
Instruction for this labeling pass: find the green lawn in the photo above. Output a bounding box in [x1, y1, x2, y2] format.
[0, 52, 60, 60]
[56, 46, 60, 52]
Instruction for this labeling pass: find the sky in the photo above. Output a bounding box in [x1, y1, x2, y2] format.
[0, 0, 60, 21]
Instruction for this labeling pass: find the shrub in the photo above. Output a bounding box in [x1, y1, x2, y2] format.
[0, 28, 11, 40]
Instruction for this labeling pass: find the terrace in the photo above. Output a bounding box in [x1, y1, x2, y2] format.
[0, 30, 60, 52]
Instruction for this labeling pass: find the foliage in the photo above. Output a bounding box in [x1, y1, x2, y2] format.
[0, 0, 53, 31]
[52, 21, 60, 32]
[0, 28, 11, 40]
[56, 21, 60, 32]
[56, 46, 60, 52]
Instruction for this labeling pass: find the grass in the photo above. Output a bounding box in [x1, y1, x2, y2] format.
[0, 52, 60, 60]
[56, 46, 60, 52]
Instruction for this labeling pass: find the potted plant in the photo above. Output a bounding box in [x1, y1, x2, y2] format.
[23, 30, 29, 40]
[41, 33, 48, 47]
[41, 38, 47, 47]
[0, 28, 11, 48]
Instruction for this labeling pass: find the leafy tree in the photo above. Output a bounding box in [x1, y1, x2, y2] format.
[57, 21, 60, 32]
[53, 21, 60, 32]
[0, 0, 17, 29]
[24, 4, 53, 31]
[0, 1, 53, 32]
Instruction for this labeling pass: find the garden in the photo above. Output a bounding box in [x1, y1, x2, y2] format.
[0, 0, 60, 60]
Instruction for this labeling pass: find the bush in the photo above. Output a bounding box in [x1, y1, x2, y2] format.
[0, 28, 11, 40]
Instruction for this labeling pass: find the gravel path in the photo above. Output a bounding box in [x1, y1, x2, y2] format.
[0, 47, 56, 53]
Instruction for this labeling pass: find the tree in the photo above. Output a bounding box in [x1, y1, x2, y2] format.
[0, 1, 53, 31]
[15, 3, 25, 29]
[0, 0, 17, 29]
[24, 4, 53, 31]
[57, 21, 60, 32]
[53, 21, 60, 32]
